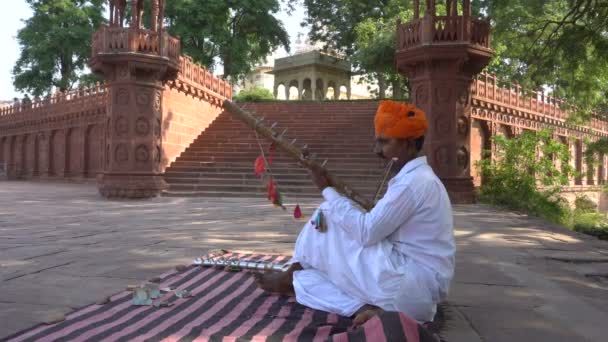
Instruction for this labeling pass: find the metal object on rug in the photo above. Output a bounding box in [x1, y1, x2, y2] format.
[194, 255, 290, 272]
[130, 282, 162, 306]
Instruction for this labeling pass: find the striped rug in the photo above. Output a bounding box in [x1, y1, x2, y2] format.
[3, 254, 438, 342]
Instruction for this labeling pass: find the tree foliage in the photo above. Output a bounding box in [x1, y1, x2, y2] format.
[234, 86, 275, 102]
[164, 0, 290, 82]
[294, 0, 607, 111]
[13, 0, 105, 97]
[476, 129, 575, 223]
[480, 0, 608, 117]
[293, 0, 411, 98]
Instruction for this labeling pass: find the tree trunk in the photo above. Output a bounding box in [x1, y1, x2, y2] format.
[392, 79, 403, 99]
[378, 73, 386, 99]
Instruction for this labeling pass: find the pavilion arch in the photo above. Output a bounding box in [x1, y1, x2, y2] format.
[338, 85, 348, 100]
[276, 84, 287, 100]
[288, 80, 299, 100]
[301, 78, 312, 100]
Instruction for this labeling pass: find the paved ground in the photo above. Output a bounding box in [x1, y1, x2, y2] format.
[1, 182, 608, 341]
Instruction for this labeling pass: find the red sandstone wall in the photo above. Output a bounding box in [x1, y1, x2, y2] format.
[0, 85, 107, 180]
[470, 120, 487, 186]
[160, 86, 224, 171]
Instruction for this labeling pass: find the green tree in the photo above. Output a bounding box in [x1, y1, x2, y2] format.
[478, 0, 608, 117]
[293, 0, 465, 99]
[296, 0, 607, 111]
[352, 4, 411, 99]
[164, 0, 290, 83]
[294, 0, 407, 98]
[476, 129, 575, 222]
[12, 0, 106, 97]
[234, 86, 275, 102]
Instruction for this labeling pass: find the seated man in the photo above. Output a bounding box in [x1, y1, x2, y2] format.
[256, 101, 455, 324]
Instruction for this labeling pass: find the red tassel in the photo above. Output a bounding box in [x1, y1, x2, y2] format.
[293, 204, 302, 219]
[267, 178, 276, 200]
[254, 156, 265, 177]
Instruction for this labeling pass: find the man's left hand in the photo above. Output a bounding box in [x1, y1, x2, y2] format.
[309, 163, 330, 191]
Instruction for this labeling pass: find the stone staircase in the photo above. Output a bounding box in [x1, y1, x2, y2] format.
[163, 101, 388, 200]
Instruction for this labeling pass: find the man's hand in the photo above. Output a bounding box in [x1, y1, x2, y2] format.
[309, 163, 330, 191]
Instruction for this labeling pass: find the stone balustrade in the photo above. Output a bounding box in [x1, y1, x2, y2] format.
[0, 55, 231, 183]
[91, 25, 181, 64]
[471, 73, 608, 137]
[0, 84, 107, 128]
[177, 56, 232, 101]
[397, 15, 491, 50]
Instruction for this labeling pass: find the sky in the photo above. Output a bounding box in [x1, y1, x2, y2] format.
[0, 1, 308, 101]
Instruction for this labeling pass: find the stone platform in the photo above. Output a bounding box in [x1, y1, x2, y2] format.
[1, 182, 607, 341]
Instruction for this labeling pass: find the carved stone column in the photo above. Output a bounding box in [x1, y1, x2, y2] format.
[90, 27, 180, 198]
[396, 9, 493, 203]
[38, 132, 50, 179]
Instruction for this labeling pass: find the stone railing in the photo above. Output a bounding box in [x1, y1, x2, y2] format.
[471, 73, 608, 134]
[91, 25, 181, 64]
[397, 15, 491, 50]
[177, 55, 232, 100]
[0, 83, 107, 127]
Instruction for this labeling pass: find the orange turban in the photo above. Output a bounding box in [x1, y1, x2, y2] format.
[374, 101, 427, 139]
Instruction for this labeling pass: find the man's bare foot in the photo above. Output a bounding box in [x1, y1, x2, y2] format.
[253, 262, 302, 295]
[353, 304, 383, 325]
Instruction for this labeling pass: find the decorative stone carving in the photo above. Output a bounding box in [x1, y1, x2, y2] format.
[435, 146, 449, 166]
[135, 144, 149, 162]
[154, 91, 161, 111]
[136, 91, 151, 106]
[115, 144, 129, 163]
[457, 147, 469, 170]
[117, 65, 129, 80]
[435, 117, 451, 135]
[135, 117, 150, 136]
[458, 89, 469, 105]
[155, 145, 161, 163]
[436, 86, 451, 103]
[415, 85, 429, 105]
[116, 88, 130, 105]
[155, 118, 161, 137]
[457, 116, 469, 136]
[115, 117, 128, 136]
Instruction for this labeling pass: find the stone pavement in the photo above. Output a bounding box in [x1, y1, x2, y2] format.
[1, 182, 608, 341]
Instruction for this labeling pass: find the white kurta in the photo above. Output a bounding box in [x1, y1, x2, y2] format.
[291, 156, 455, 322]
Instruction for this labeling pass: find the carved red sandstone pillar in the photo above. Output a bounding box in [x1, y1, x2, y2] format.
[90, 26, 179, 198]
[396, 2, 493, 203]
[38, 132, 50, 178]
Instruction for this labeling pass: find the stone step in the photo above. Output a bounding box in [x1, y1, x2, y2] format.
[182, 146, 376, 154]
[164, 176, 384, 187]
[164, 170, 386, 180]
[168, 161, 387, 171]
[161, 190, 323, 198]
[166, 183, 380, 195]
[175, 155, 381, 163]
[166, 165, 387, 176]
[164, 102, 387, 198]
